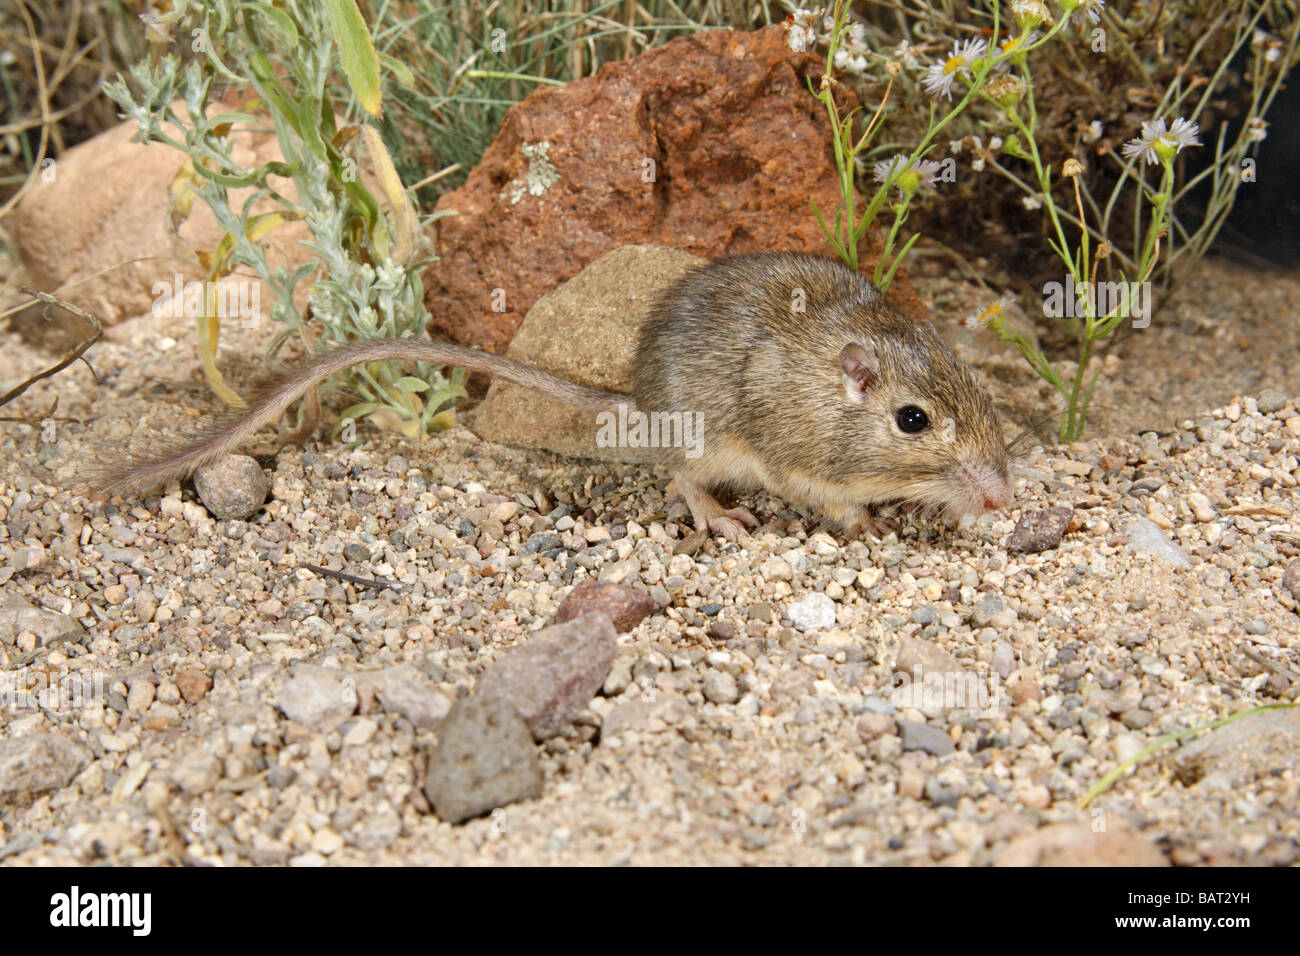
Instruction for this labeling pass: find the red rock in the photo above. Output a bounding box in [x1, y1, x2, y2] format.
[556, 580, 656, 632]
[425, 25, 925, 354]
[1008, 506, 1075, 553]
[174, 670, 213, 703]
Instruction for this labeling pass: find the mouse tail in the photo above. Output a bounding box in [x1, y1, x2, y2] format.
[93, 337, 634, 494]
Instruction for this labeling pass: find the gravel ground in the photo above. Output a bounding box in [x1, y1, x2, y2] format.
[0, 259, 1296, 866]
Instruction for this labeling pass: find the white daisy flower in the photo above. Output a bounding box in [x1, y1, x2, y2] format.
[892, 40, 919, 70]
[1121, 116, 1201, 165]
[784, 9, 821, 53]
[1069, 0, 1106, 26]
[834, 48, 869, 75]
[872, 155, 944, 194]
[1011, 1, 1052, 28]
[922, 38, 988, 100]
[998, 30, 1040, 59]
[1082, 120, 1103, 143]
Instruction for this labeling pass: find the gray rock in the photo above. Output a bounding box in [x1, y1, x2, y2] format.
[1125, 518, 1192, 567]
[171, 750, 221, 795]
[193, 454, 270, 520]
[992, 643, 1016, 680]
[897, 719, 955, 756]
[520, 532, 561, 556]
[278, 665, 357, 730]
[601, 698, 658, 737]
[972, 592, 1012, 628]
[357, 811, 403, 850]
[1100, 682, 1142, 715]
[424, 696, 542, 824]
[787, 592, 836, 631]
[1283, 559, 1300, 603]
[477, 612, 617, 740]
[895, 634, 963, 679]
[1121, 709, 1155, 730]
[702, 670, 740, 704]
[359, 664, 452, 730]
[924, 777, 959, 808]
[0, 832, 40, 861]
[1171, 706, 1300, 790]
[0, 587, 85, 647]
[1256, 388, 1288, 414]
[861, 695, 896, 715]
[267, 765, 296, 789]
[0, 734, 91, 803]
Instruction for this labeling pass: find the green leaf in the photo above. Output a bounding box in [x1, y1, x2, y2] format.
[810, 199, 847, 264]
[393, 376, 430, 392]
[379, 53, 416, 88]
[336, 402, 382, 426]
[878, 232, 920, 292]
[244, 2, 299, 48]
[323, 0, 383, 117]
[422, 382, 468, 428]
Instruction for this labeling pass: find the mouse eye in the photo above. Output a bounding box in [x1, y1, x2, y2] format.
[894, 405, 931, 434]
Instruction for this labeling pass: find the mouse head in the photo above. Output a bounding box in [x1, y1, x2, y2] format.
[836, 320, 1012, 519]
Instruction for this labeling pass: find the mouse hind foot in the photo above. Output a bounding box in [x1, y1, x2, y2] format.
[673, 477, 758, 541]
[824, 503, 898, 540]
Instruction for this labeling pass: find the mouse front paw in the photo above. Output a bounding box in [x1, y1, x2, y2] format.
[704, 515, 749, 541]
[674, 478, 759, 541]
[704, 507, 759, 541]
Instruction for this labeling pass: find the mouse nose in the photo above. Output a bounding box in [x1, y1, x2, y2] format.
[959, 462, 1012, 511]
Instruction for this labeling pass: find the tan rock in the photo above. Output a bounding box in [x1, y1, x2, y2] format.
[995, 819, 1168, 866]
[469, 244, 701, 460]
[12, 100, 312, 327]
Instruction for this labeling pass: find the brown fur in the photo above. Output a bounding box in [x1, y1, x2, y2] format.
[637, 253, 1011, 533]
[98, 253, 1011, 537]
[95, 339, 630, 494]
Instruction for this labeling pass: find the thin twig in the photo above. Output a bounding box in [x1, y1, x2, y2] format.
[0, 288, 103, 409]
[299, 562, 399, 592]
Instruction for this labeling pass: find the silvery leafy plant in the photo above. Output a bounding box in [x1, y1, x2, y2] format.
[104, 0, 463, 440]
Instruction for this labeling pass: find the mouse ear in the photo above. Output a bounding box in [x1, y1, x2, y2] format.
[840, 342, 878, 403]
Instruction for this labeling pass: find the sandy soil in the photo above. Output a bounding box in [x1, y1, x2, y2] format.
[0, 256, 1296, 866]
